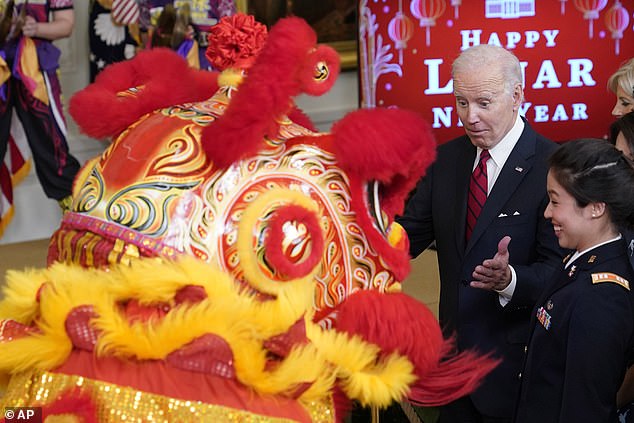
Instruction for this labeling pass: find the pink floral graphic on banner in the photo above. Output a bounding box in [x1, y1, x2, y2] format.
[359, 0, 402, 108]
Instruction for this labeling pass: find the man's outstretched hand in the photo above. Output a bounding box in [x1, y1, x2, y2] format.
[470, 236, 512, 291]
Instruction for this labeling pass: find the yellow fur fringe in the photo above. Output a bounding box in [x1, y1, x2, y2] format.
[0, 258, 416, 406]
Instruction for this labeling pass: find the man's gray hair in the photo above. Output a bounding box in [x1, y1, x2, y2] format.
[452, 44, 523, 98]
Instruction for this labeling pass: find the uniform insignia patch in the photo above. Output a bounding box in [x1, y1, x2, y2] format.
[536, 306, 552, 330]
[591, 272, 630, 290]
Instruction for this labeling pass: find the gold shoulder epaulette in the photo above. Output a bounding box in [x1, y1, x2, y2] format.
[591, 272, 630, 290]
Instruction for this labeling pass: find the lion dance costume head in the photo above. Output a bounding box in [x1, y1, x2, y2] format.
[0, 14, 497, 422]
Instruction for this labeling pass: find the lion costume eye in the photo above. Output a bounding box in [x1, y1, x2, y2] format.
[299, 45, 340, 96]
[313, 60, 329, 82]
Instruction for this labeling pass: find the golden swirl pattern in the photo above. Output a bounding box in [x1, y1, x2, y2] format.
[106, 181, 199, 237]
[74, 167, 105, 213]
[195, 140, 392, 323]
[163, 105, 218, 126]
[145, 124, 209, 181]
[68, 88, 397, 325]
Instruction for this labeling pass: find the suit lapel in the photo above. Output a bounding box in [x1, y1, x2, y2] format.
[455, 142, 476, 253]
[465, 124, 537, 254]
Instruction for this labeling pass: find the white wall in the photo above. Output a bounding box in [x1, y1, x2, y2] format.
[0, 5, 359, 245]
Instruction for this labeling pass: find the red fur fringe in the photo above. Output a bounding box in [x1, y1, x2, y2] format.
[335, 291, 499, 407]
[329, 108, 436, 279]
[287, 106, 317, 132]
[41, 388, 98, 422]
[407, 347, 500, 407]
[348, 180, 411, 280]
[331, 108, 436, 218]
[332, 385, 353, 423]
[201, 17, 337, 168]
[69, 48, 218, 139]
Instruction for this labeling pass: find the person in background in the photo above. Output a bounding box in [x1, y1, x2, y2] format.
[608, 111, 634, 423]
[0, 0, 80, 236]
[608, 58, 634, 118]
[89, 1, 237, 80]
[610, 111, 634, 160]
[89, 0, 140, 82]
[139, 0, 236, 70]
[514, 138, 634, 423]
[608, 111, 634, 278]
[396, 44, 563, 422]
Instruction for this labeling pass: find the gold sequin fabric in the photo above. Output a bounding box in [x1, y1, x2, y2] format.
[1, 370, 335, 422]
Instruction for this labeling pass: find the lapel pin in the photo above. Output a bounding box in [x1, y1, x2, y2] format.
[568, 265, 577, 278]
[588, 255, 596, 263]
[515, 166, 524, 172]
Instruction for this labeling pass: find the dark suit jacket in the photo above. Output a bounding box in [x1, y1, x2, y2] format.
[397, 120, 563, 418]
[514, 239, 634, 423]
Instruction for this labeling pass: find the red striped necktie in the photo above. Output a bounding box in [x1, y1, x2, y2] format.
[466, 149, 490, 241]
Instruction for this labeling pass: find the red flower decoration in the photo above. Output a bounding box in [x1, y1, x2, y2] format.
[205, 13, 268, 71]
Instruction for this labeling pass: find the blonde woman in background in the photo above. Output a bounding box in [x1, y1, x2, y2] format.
[608, 58, 634, 118]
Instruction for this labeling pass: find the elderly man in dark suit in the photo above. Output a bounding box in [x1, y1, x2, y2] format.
[397, 44, 564, 423]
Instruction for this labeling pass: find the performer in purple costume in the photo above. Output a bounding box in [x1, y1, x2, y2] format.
[0, 0, 80, 229]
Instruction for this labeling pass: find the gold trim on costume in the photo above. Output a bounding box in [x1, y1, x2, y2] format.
[2, 370, 335, 422]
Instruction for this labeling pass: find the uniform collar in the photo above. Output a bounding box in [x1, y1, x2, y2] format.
[564, 235, 623, 269]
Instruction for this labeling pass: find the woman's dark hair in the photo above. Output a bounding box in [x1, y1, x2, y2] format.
[609, 111, 634, 156]
[548, 138, 634, 229]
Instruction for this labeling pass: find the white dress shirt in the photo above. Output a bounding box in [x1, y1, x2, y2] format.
[472, 114, 525, 306]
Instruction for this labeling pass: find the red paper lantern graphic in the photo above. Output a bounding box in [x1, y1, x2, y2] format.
[573, 0, 608, 38]
[410, 0, 447, 46]
[451, 0, 462, 19]
[605, 0, 630, 55]
[388, 11, 415, 65]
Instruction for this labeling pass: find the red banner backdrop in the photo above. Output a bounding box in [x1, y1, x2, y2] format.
[358, 0, 634, 142]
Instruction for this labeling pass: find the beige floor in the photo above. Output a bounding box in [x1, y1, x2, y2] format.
[0, 239, 440, 315]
